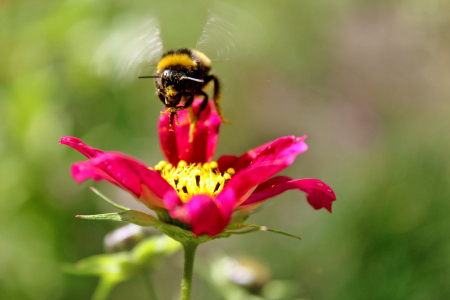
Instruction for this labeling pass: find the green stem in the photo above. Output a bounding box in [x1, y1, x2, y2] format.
[141, 271, 159, 300]
[92, 277, 117, 300]
[180, 242, 198, 300]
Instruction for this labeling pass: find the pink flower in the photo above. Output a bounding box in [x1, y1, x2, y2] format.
[61, 100, 336, 237]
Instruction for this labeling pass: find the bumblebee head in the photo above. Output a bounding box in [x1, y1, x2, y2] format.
[160, 70, 182, 105]
[165, 85, 181, 102]
[138, 70, 204, 106]
[139, 71, 204, 86]
[161, 69, 177, 83]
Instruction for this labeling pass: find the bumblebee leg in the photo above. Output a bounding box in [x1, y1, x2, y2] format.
[170, 105, 189, 112]
[158, 93, 171, 115]
[183, 94, 195, 110]
[174, 111, 179, 125]
[168, 111, 179, 131]
[168, 112, 174, 131]
[210, 75, 230, 124]
[188, 106, 195, 143]
[188, 105, 195, 124]
[180, 94, 196, 142]
[192, 90, 209, 125]
[187, 92, 208, 143]
[191, 90, 208, 129]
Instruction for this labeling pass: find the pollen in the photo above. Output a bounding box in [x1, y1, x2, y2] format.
[155, 160, 235, 203]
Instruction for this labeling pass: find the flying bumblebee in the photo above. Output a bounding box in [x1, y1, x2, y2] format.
[138, 48, 227, 133]
[93, 4, 264, 137]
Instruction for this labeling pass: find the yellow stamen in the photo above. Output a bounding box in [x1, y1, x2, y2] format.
[155, 161, 167, 172]
[224, 172, 232, 184]
[164, 163, 173, 172]
[178, 160, 187, 168]
[226, 168, 235, 175]
[156, 160, 234, 203]
[209, 161, 218, 170]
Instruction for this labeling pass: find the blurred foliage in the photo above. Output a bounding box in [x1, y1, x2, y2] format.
[200, 255, 303, 300]
[1, 0, 450, 299]
[65, 232, 180, 300]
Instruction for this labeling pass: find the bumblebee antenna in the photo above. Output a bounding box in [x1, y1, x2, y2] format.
[180, 76, 204, 83]
[138, 76, 160, 79]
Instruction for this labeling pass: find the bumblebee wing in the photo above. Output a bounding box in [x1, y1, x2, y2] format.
[92, 16, 163, 82]
[196, 2, 266, 62]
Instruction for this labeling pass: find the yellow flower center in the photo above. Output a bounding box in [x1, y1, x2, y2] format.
[154, 160, 235, 203]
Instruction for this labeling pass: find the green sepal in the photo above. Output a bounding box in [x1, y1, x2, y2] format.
[227, 211, 251, 228]
[225, 223, 302, 241]
[76, 210, 160, 227]
[76, 210, 231, 245]
[90, 187, 129, 211]
[157, 221, 231, 245]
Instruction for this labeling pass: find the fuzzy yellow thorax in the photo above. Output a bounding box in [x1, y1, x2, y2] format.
[156, 53, 197, 72]
[154, 160, 235, 203]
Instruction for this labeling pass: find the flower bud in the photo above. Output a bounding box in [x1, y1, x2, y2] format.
[103, 224, 153, 253]
[222, 256, 271, 294]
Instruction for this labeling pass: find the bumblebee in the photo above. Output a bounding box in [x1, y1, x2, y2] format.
[94, 5, 263, 137]
[139, 48, 228, 135]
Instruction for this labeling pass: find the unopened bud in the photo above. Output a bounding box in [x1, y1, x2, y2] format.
[103, 224, 153, 253]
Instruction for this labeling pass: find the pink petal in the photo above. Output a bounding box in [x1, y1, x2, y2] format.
[217, 155, 239, 174]
[239, 176, 336, 212]
[60, 136, 104, 159]
[251, 136, 308, 166]
[62, 137, 176, 210]
[220, 136, 309, 204]
[162, 189, 182, 210]
[80, 153, 174, 209]
[158, 99, 221, 165]
[71, 161, 116, 184]
[169, 190, 236, 237]
[217, 142, 272, 174]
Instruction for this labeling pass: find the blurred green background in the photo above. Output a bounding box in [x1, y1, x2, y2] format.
[1, 0, 450, 299]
